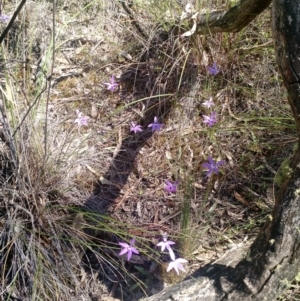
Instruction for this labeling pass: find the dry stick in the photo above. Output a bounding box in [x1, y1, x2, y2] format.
[0, 0, 27, 44]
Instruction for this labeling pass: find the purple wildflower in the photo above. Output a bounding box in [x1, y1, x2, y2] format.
[119, 238, 139, 261]
[202, 156, 225, 177]
[157, 233, 176, 260]
[0, 14, 10, 23]
[74, 110, 89, 127]
[130, 122, 143, 134]
[148, 116, 163, 132]
[208, 63, 220, 76]
[104, 75, 118, 92]
[167, 258, 188, 275]
[203, 112, 217, 127]
[202, 97, 215, 109]
[164, 180, 178, 194]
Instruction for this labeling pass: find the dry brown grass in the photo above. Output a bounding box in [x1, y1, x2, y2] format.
[0, 0, 298, 300]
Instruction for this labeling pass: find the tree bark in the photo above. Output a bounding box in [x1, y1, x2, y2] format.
[272, 0, 300, 133]
[195, 0, 272, 34]
[142, 0, 300, 300]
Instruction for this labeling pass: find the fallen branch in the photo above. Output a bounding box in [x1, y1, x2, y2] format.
[190, 0, 272, 34]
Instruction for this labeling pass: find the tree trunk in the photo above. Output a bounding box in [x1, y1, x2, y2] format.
[142, 0, 300, 300]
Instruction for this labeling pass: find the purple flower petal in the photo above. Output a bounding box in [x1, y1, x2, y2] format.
[0, 14, 10, 23]
[104, 75, 119, 92]
[127, 249, 132, 261]
[130, 122, 143, 134]
[148, 116, 163, 132]
[119, 242, 130, 248]
[202, 97, 215, 108]
[167, 246, 176, 261]
[164, 180, 178, 194]
[208, 63, 220, 76]
[167, 258, 188, 275]
[119, 248, 129, 256]
[203, 112, 217, 127]
[157, 233, 176, 260]
[74, 110, 89, 127]
[157, 241, 166, 252]
[131, 247, 139, 255]
[202, 156, 225, 177]
[119, 238, 139, 261]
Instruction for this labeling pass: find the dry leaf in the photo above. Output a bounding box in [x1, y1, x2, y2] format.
[234, 191, 260, 211]
[234, 191, 251, 207]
